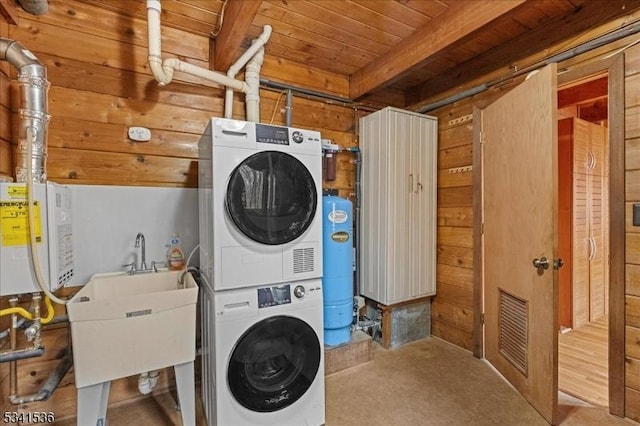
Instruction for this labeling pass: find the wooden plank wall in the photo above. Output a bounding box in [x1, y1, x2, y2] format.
[432, 107, 474, 350]
[625, 42, 640, 423]
[427, 33, 640, 422]
[0, 0, 356, 420]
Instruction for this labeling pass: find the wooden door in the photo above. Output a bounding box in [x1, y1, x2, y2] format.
[482, 64, 559, 424]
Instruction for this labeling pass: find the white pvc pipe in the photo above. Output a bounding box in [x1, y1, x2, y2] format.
[245, 46, 265, 122]
[224, 25, 272, 119]
[146, 0, 245, 91]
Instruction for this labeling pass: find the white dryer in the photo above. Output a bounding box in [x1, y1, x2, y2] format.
[198, 118, 323, 291]
[200, 279, 325, 426]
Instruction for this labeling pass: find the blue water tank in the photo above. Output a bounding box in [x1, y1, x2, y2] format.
[322, 195, 353, 346]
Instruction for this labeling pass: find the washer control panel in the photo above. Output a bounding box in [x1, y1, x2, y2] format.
[256, 123, 290, 145]
[256, 281, 322, 309]
[257, 284, 291, 308]
[293, 285, 305, 299]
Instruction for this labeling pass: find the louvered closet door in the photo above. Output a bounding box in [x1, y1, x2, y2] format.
[588, 124, 608, 321]
[572, 119, 590, 328]
[589, 173, 606, 320]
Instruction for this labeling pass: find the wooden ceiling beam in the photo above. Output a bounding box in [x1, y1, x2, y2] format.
[406, 0, 640, 109]
[348, 0, 526, 101]
[211, 0, 261, 72]
[0, 0, 19, 25]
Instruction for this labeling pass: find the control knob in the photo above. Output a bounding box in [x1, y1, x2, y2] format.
[292, 131, 304, 144]
[293, 285, 305, 299]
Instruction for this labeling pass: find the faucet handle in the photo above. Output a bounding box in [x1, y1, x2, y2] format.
[122, 262, 136, 274]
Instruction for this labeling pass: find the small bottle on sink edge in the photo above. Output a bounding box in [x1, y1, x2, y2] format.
[167, 233, 186, 270]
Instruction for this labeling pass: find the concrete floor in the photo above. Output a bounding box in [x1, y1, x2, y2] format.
[326, 338, 627, 426]
[70, 337, 629, 426]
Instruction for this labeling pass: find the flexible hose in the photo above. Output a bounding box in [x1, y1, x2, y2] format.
[41, 296, 54, 323]
[185, 244, 200, 267]
[0, 306, 33, 320]
[0, 296, 54, 324]
[25, 127, 68, 305]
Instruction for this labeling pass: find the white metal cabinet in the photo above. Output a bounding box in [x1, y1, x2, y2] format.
[359, 107, 437, 305]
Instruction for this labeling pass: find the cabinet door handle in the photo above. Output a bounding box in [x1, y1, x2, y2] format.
[591, 237, 597, 260]
[409, 174, 414, 193]
[416, 174, 421, 193]
[591, 153, 596, 170]
[588, 236, 596, 260]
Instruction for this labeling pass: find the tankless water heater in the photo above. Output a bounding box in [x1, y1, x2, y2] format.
[0, 182, 74, 296]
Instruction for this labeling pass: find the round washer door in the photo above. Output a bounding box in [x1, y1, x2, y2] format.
[227, 315, 321, 412]
[226, 151, 317, 245]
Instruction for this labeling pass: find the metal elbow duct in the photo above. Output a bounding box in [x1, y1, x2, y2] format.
[17, 0, 49, 15]
[0, 38, 50, 183]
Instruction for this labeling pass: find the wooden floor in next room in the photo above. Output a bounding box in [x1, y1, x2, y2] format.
[559, 315, 609, 407]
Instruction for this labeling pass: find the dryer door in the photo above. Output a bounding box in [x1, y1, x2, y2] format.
[226, 151, 317, 245]
[227, 315, 321, 412]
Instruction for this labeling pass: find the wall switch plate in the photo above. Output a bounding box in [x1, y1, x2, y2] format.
[128, 126, 151, 142]
[634, 204, 640, 226]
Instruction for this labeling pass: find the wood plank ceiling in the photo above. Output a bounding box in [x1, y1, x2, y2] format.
[79, 0, 640, 109]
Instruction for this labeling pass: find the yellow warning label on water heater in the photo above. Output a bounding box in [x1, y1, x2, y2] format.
[0, 201, 43, 246]
[7, 186, 28, 198]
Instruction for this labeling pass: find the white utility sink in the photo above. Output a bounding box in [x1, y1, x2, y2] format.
[67, 270, 198, 388]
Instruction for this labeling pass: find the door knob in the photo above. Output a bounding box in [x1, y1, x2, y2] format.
[553, 258, 564, 270]
[532, 257, 549, 274]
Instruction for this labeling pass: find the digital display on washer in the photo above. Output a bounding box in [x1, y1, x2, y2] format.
[257, 284, 291, 308]
[256, 123, 290, 145]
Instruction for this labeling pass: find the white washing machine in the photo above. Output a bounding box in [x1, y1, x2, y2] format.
[200, 279, 325, 426]
[198, 118, 323, 291]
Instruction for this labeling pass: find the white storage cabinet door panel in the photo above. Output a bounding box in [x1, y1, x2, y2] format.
[360, 107, 437, 305]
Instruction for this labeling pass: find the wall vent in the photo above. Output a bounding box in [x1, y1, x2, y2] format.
[499, 289, 528, 375]
[293, 247, 315, 274]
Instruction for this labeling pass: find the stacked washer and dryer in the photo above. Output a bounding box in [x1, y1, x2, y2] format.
[198, 118, 325, 426]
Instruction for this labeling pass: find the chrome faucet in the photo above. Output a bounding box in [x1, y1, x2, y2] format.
[135, 232, 147, 272]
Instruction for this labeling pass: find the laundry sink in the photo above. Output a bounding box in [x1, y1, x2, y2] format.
[67, 270, 198, 388]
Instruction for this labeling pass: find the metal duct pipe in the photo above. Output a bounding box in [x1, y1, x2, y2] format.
[17, 0, 48, 15]
[0, 38, 50, 183]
